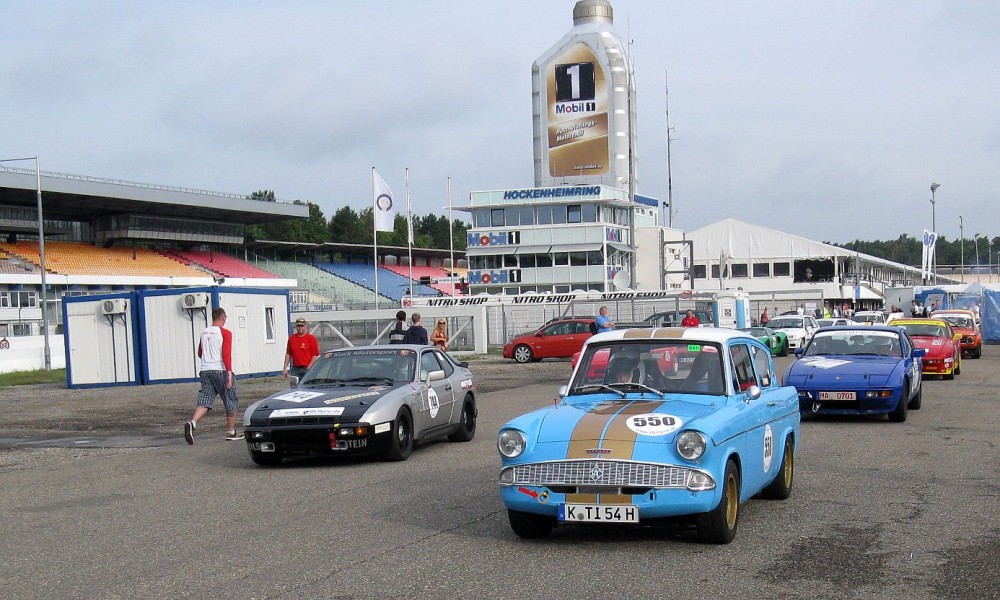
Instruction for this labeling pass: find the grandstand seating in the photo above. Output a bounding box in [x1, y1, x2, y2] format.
[0, 241, 208, 277]
[166, 250, 279, 279]
[314, 263, 437, 302]
[382, 265, 464, 296]
[255, 259, 384, 306]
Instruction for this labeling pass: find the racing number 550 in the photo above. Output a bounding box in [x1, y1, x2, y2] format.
[631, 416, 676, 428]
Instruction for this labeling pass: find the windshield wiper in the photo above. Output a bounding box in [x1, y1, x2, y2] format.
[346, 376, 395, 384]
[303, 378, 347, 385]
[607, 382, 665, 398]
[570, 384, 626, 398]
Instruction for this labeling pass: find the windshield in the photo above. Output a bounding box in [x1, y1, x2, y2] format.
[768, 317, 803, 329]
[938, 315, 973, 328]
[854, 312, 884, 322]
[301, 348, 417, 385]
[803, 330, 901, 357]
[570, 340, 726, 396]
[897, 323, 948, 338]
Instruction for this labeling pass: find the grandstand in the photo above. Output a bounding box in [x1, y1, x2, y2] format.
[166, 250, 279, 280]
[1, 241, 208, 278]
[313, 262, 438, 302]
[382, 264, 464, 296]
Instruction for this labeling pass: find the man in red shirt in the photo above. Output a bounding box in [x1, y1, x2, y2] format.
[283, 317, 320, 379]
[681, 310, 700, 327]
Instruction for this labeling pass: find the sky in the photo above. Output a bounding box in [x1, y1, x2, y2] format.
[3, 1, 998, 245]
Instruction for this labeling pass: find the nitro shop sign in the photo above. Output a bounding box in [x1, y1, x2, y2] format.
[468, 231, 521, 246]
[468, 269, 522, 285]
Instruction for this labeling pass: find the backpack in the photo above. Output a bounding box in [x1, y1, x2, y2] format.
[589, 321, 599, 335]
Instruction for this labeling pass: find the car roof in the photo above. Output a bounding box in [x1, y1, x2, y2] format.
[891, 319, 949, 327]
[588, 326, 756, 344]
[817, 325, 902, 334]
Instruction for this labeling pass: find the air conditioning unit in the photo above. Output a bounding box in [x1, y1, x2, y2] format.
[180, 292, 210, 309]
[101, 298, 128, 315]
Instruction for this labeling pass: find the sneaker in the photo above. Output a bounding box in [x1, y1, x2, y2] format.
[184, 421, 195, 445]
[225, 431, 245, 441]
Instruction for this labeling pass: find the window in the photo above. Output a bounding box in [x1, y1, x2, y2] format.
[519, 206, 535, 226]
[729, 344, 756, 392]
[520, 254, 536, 268]
[431, 350, 454, 376]
[569, 252, 587, 266]
[773, 262, 791, 277]
[731, 263, 748, 278]
[473, 210, 489, 228]
[490, 208, 505, 227]
[693, 265, 707, 279]
[582, 204, 597, 222]
[550, 207, 567, 224]
[711, 265, 720, 278]
[554, 284, 571, 293]
[553, 252, 569, 266]
[753, 263, 771, 277]
[420, 351, 444, 379]
[587, 250, 604, 266]
[535, 253, 553, 268]
[264, 307, 275, 342]
[12, 322, 32, 336]
[567, 205, 582, 223]
[750, 345, 772, 387]
[537, 206, 553, 225]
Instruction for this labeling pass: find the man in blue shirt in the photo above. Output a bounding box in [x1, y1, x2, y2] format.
[595, 306, 616, 333]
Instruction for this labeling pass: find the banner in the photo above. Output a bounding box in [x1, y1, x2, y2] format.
[373, 170, 395, 232]
[922, 229, 937, 280]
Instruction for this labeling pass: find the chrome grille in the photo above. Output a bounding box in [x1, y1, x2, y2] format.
[501, 460, 692, 488]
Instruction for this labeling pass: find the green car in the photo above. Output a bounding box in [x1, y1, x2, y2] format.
[739, 326, 789, 356]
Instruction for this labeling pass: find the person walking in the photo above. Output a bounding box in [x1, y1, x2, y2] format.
[681, 310, 700, 327]
[388, 310, 408, 344]
[760, 307, 770, 326]
[430, 318, 449, 351]
[402, 312, 429, 345]
[184, 307, 242, 444]
[283, 317, 320, 379]
[595, 306, 616, 333]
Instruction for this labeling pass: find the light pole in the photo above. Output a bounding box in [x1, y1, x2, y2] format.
[959, 216, 964, 281]
[974, 234, 981, 284]
[929, 183, 940, 284]
[0, 157, 50, 370]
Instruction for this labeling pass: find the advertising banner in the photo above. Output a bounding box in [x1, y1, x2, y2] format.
[545, 43, 609, 177]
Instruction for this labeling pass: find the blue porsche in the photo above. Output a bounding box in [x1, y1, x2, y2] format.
[497, 328, 800, 544]
[783, 325, 925, 423]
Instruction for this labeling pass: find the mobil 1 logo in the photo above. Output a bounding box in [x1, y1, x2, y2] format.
[555, 62, 596, 109]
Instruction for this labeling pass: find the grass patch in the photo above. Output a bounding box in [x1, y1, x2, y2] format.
[0, 368, 66, 386]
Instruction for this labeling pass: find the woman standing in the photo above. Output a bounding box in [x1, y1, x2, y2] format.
[430, 319, 449, 352]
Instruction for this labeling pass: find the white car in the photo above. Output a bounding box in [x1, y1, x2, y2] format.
[853, 311, 888, 325]
[766, 315, 820, 349]
[817, 318, 854, 327]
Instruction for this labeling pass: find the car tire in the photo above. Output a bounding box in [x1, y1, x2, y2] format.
[382, 407, 413, 461]
[779, 340, 788, 357]
[908, 383, 922, 410]
[761, 436, 794, 500]
[513, 344, 533, 364]
[249, 450, 283, 467]
[973, 347, 981, 359]
[954, 357, 961, 376]
[695, 459, 740, 544]
[889, 385, 908, 423]
[944, 369, 955, 380]
[447, 395, 477, 442]
[507, 509, 554, 539]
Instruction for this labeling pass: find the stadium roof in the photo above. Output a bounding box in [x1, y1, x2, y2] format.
[0, 166, 307, 225]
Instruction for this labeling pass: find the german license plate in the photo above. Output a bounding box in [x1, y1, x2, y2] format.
[558, 504, 638, 523]
[819, 391, 856, 401]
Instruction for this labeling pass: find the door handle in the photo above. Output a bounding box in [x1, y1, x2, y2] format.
[445, 385, 453, 391]
[767, 402, 777, 407]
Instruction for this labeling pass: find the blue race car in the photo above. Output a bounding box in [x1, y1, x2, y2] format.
[497, 328, 801, 544]
[783, 325, 925, 423]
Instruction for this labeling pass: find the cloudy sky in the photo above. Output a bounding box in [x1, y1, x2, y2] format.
[3, 1, 997, 245]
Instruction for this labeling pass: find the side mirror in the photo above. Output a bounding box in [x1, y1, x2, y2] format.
[745, 385, 762, 401]
[558, 385, 568, 398]
[535, 332, 544, 337]
[289, 375, 300, 388]
[423, 369, 445, 383]
[794, 347, 804, 357]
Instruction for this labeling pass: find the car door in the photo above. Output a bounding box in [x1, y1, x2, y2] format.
[731, 342, 791, 495]
[416, 349, 455, 434]
[537, 321, 573, 358]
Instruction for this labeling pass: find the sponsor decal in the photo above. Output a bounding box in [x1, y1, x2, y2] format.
[467, 231, 521, 246]
[800, 357, 850, 369]
[511, 294, 577, 304]
[501, 186, 601, 200]
[272, 390, 326, 403]
[517, 486, 539, 498]
[460, 379, 473, 390]
[368, 386, 387, 392]
[323, 391, 380, 404]
[625, 414, 683, 436]
[586, 447, 611, 454]
[269, 407, 344, 418]
[374, 422, 391, 434]
[763, 424, 774, 472]
[468, 269, 521, 285]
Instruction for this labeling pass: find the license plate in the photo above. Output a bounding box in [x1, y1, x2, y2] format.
[819, 391, 856, 401]
[558, 503, 638, 523]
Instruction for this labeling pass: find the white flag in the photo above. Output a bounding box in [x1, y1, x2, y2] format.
[405, 188, 414, 244]
[373, 169, 395, 233]
[922, 229, 936, 280]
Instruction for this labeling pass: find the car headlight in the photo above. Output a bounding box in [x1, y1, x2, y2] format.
[676, 430, 707, 461]
[498, 429, 526, 458]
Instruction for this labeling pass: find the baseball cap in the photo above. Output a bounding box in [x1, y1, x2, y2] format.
[295, 318, 307, 325]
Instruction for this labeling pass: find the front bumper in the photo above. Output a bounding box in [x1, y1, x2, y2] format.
[920, 358, 955, 375]
[796, 388, 903, 415]
[244, 422, 393, 457]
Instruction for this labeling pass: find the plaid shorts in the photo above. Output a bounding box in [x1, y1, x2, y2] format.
[197, 370, 239, 413]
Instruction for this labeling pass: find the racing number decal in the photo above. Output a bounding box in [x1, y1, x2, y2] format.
[763, 424, 774, 472]
[625, 413, 682, 436]
[427, 387, 440, 418]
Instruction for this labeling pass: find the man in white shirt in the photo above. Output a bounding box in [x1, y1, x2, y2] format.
[184, 307, 242, 444]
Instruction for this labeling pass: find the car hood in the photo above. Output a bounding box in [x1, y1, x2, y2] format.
[785, 356, 900, 387]
[772, 327, 806, 337]
[534, 395, 715, 445]
[910, 337, 951, 356]
[248, 383, 406, 423]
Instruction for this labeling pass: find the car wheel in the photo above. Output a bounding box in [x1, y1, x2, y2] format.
[761, 436, 794, 500]
[513, 344, 533, 364]
[382, 407, 413, 461]
[695, 459, 740, 544]
[507, 509, 554, 539]
[944, 368, 955, 380]
[973, 347, 981, 359]
[889, 385, 908, 423]
[779, 340, 788, 357]
[954, 356, 961, 376]
[447, 395, 477, 442]
[908, 382, 922, 410]
[249, 450, 283, 467]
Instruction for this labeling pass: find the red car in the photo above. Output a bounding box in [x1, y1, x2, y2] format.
[502, 318, 594, 363]
[931, 310, 982, 359]
[893, 318, 962, 380]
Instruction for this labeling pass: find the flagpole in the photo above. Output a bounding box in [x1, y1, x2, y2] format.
[372, 167, 380, 310]
[406, 168, 414, 298]
[448, 176, 455, 295]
